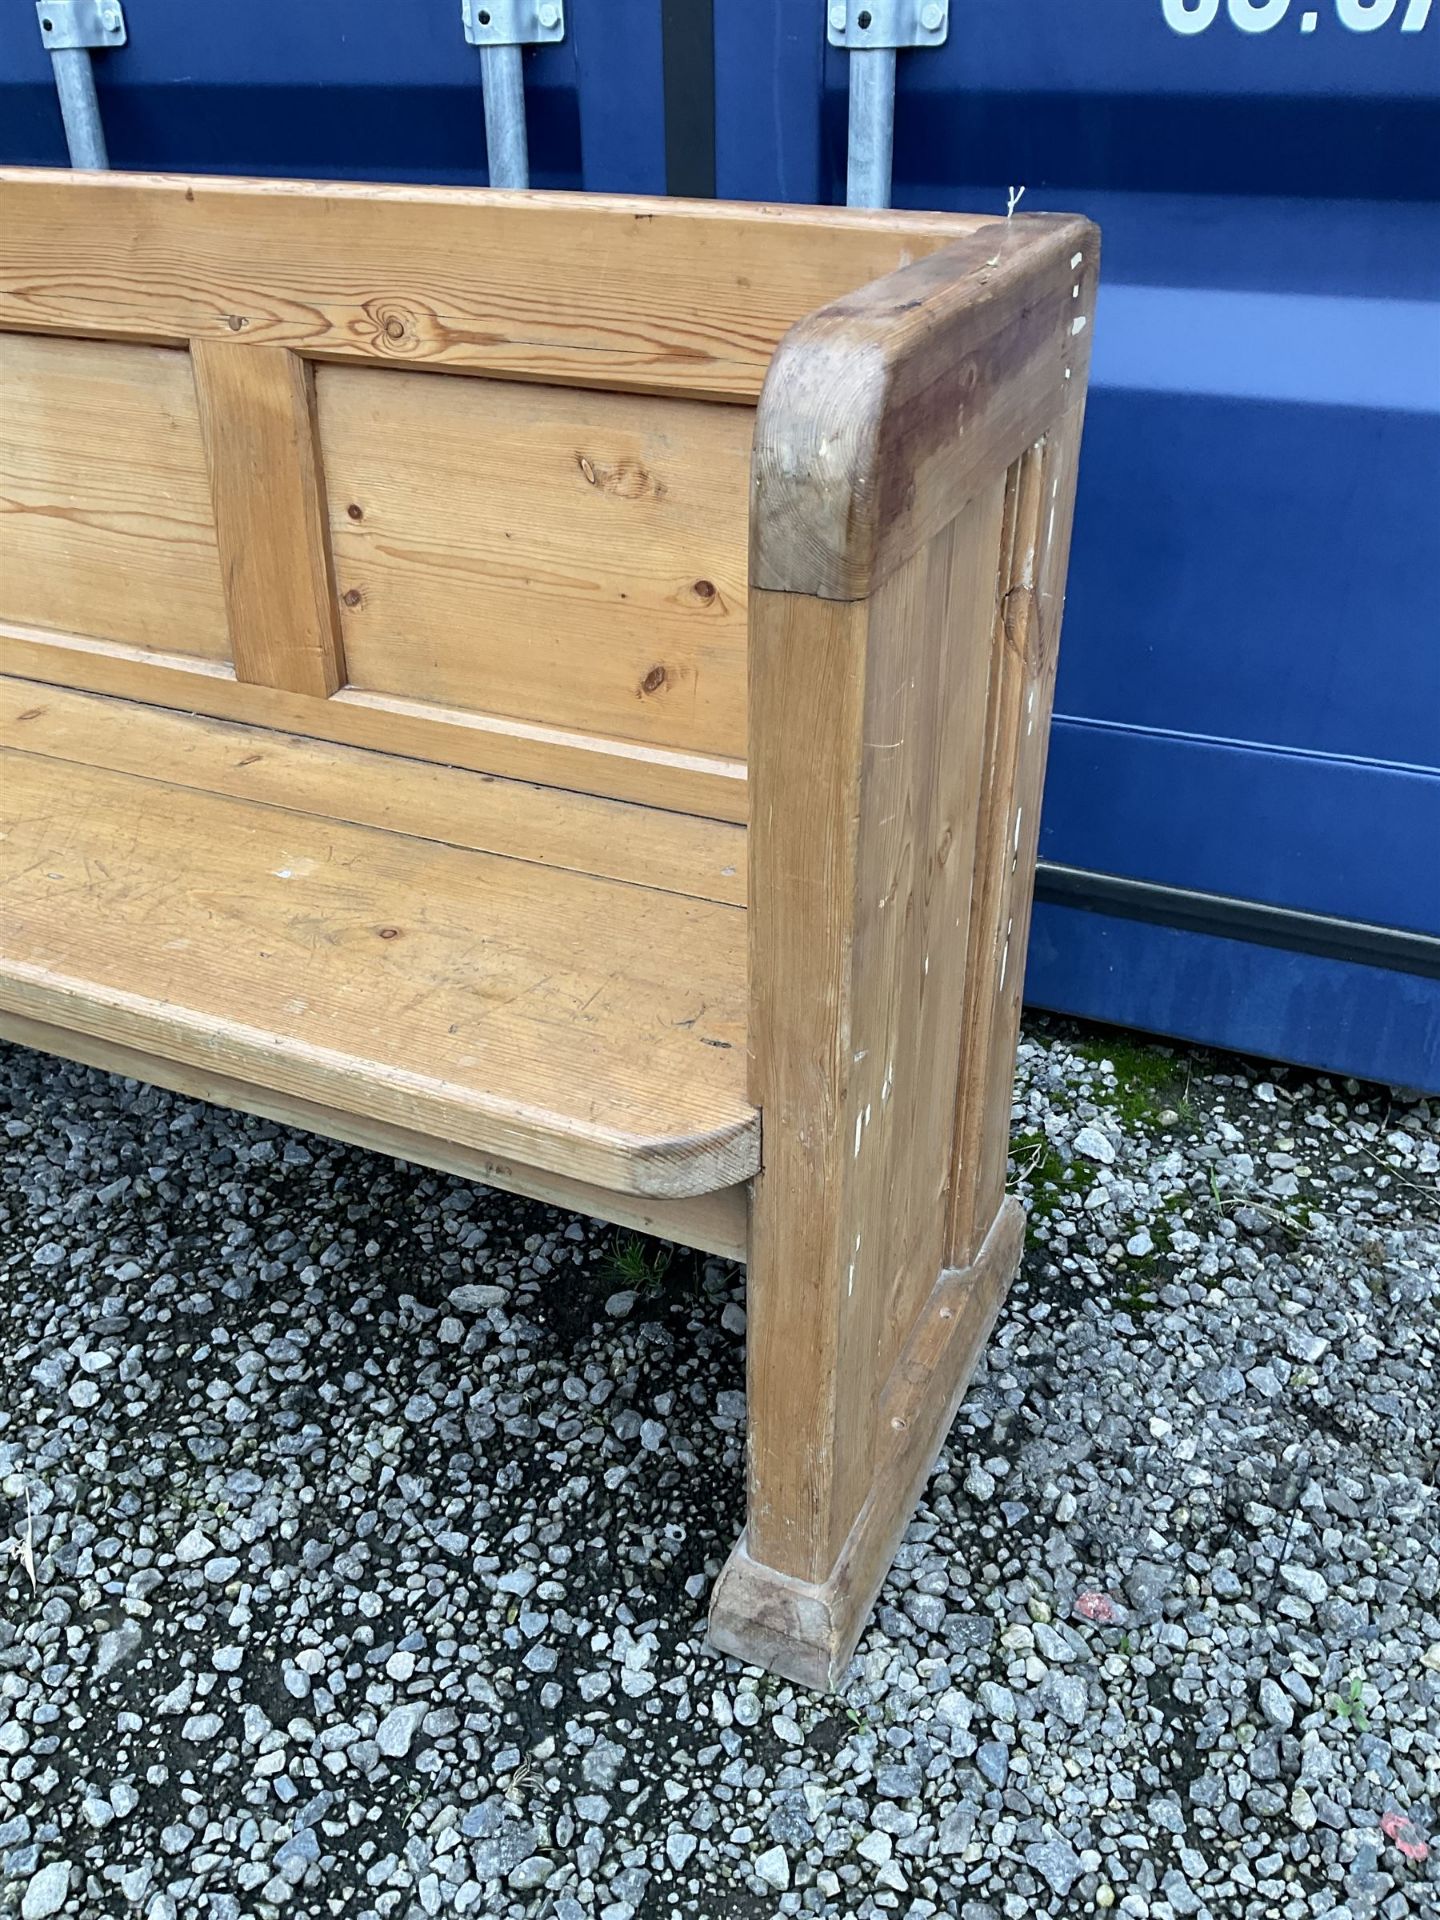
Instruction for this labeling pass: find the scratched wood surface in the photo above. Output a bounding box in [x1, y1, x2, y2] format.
[743, 479, 1008, 1585]
[319, 367, 752, 755]
[0, 170, 995, 402]
[0, 744, 758, 1198]
[751, 216, 1098, 601]
[708, 1200, 1025, 1688]
[0, 333, 229, 659]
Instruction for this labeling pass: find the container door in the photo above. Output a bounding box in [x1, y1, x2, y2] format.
[717, 0, 1440, 1090]
[0, 0, 667, 192]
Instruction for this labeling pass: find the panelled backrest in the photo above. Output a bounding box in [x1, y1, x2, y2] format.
[0, 171, 996, 824]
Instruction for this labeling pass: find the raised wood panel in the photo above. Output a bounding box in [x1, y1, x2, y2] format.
[0, 334, 228, 659]
[319, 368, 752, 756]
[862, 491, 1010, 1391]
[0, 169, 995, 401]
[950, 412, 1088, 1264]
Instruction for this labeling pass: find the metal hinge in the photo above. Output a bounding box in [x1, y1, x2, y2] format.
[461, 0, 564, 47]
[826, 0, 948, 50]
[34, 0, 125, 51]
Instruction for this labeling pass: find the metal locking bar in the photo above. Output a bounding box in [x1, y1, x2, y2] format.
[462, 0, 565, 191]
[827, 1, 948, 209]
[35, 0, 126, 171]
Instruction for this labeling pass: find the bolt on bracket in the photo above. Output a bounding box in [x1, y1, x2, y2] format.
[827, 1, 948, 49]
[462, 0, 564, 47]
[35, 0, 125, 50]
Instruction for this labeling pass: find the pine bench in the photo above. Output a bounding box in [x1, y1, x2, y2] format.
[0, 168, 1096, 1689]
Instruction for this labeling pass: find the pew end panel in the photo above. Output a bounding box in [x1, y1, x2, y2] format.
[709, 213, 1098, 1687]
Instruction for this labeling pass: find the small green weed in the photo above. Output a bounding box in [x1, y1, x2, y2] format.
[603, 1232, 672, 1295]
[1009, 1127, 1081, 1221]
[1117, 1274, 1159, 1320]
[1330, 1675, 1370, 1732]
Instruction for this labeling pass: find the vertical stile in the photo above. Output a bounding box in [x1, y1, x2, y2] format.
[191, 340, 346, 701]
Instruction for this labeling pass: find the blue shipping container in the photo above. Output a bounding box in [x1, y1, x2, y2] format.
[715, 0, 1440, 1090]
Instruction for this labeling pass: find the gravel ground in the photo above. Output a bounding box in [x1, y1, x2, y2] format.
[0, 1020, 1436, 1920]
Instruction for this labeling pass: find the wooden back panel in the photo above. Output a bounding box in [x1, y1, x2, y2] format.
[0, 170, 998, 824]
[0, 335, 229, 660]
[317, 368, 752, 758]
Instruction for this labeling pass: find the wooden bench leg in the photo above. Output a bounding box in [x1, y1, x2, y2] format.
[706, 215, 1094, 1685]
[705, 476, 1027, 1687]
[710, 431, 1085, 1689]
[709, 1197, 1024, 1689]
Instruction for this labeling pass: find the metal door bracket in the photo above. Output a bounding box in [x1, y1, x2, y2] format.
[35, 0, 125, 170]
[460, 1, 563, 191]
[462, 0, 564, 47]
[35, 0, 125, 51]
[828, 0, 947, 208]
[826, 1, 948, 51]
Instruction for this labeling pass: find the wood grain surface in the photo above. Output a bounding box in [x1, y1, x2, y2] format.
[0, 744, 758, 1197]
[0, 169, 997, 401]
[0, 333, 228, 658]
[0, 1009, 750, 1262]
[192, 339, 345, 698]
[319, 366, 752, 754]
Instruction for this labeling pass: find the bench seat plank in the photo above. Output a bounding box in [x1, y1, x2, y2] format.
[0, 719, 757, 1200]
[0, 1010, 751, 1262]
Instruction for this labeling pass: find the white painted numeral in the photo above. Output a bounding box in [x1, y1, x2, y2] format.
[1227, 0, 1291, 26]
[1164, 0, 1428, 39]
[1163, 0, 1222, 31]
[1337, 0, 1399, 25]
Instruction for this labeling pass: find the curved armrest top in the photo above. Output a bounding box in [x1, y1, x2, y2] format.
[751, 211, 1099, 603]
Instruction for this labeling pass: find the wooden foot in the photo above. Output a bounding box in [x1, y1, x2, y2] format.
[708, 1199, 1024, 1690]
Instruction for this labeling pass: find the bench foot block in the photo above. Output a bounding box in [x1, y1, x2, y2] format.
[707, 1198, 1026, 1691]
